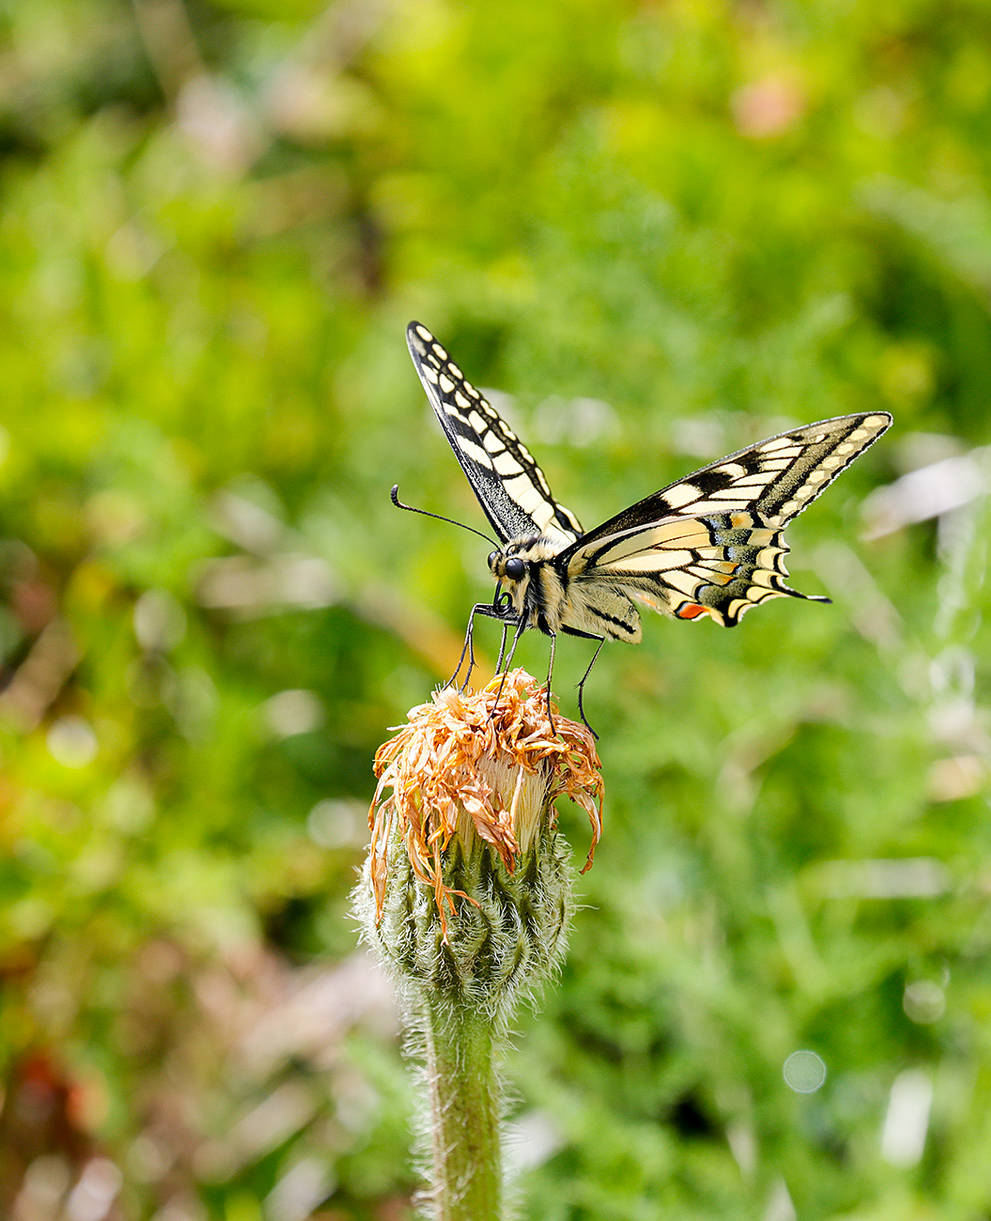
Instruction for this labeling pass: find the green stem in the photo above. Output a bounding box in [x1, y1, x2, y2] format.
[421, 996, 502, 1221]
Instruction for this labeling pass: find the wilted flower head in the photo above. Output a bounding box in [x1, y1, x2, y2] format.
[366, 669, 603, 941]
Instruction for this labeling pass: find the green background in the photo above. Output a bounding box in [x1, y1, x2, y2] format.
[1, 1, 989, 1218]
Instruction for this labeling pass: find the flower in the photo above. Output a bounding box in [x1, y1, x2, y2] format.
[364, 669, 604, 943]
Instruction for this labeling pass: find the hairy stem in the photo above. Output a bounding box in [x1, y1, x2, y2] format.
[421, 996, 502, 1221]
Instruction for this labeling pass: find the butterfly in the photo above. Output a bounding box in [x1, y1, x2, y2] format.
[397, 321, 891, 735]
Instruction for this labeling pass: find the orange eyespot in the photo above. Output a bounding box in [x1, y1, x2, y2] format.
[676, 602, 708, 620]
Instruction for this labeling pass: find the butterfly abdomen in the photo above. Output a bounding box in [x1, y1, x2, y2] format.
[564, 585, 643, 640]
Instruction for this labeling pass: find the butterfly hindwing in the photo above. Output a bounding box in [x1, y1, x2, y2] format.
[562, 510, 813, 628]
[557, 411, 892, 629]
[407, 322, 582, 544]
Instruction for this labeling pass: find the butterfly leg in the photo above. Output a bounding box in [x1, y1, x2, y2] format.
[495, 622, 510, 673]
[490, 616, 527, 717]
[544, 633, 558, 737]
[445, 608, 477, 690]
[457, 608, 479, 693]
[448, 602, 505, 692]
[575, 634, 607, 740]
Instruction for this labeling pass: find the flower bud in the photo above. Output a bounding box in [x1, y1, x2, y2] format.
[357, 670, 604, 1018]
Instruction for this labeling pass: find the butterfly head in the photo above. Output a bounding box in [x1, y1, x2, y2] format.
[487, 548, 528, 615]
[487, 537, 564, 618]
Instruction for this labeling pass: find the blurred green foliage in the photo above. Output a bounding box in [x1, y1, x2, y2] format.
[0, 0, 989, 1217]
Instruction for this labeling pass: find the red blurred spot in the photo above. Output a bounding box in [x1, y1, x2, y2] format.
[11, 579, 57, 633]
[732, 76, 805, 138]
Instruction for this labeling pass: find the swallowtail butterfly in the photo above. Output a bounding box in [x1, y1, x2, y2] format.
[399, 321, 891, 734]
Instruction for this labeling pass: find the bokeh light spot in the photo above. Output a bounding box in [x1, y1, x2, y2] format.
[783, 1050, 826, 1094]
[47, 717, 98, 768]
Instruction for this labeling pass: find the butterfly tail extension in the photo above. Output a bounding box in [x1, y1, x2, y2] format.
[698, 539, 828, 626]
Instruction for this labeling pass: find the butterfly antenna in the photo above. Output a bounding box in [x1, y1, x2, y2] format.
[390, 485, 497, 547]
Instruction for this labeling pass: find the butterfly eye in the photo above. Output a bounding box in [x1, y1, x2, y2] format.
[487, 551, 499, 569]
[505, 557, 526, 581]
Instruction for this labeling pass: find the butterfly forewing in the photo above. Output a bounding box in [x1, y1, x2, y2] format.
[561, 413, 892, 547]
[407, 321, 582, 544]
[558, 411, 892, 628]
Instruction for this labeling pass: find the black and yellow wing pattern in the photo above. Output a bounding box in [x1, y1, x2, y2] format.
[407, 322, 582, 545]
[557, 412, 892, 628]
